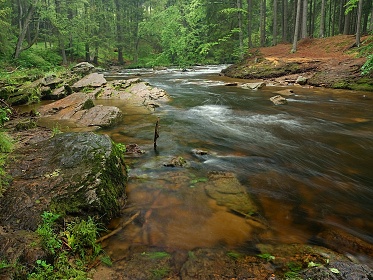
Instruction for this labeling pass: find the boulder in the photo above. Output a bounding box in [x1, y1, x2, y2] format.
[270, 95, 287, 105]
[71, 62, 95, 75]
[241, 82, 266, 90]
[38, 93, 122, 129]
[296, 75, 308, 85]
[71, 73, 107, 91]
[0, 132, 127, 231]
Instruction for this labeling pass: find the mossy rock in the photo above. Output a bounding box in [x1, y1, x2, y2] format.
[0, 132, 127, 230]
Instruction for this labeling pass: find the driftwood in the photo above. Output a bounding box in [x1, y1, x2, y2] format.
[96, 211, 140, 243]
[154, 117, 160, 150]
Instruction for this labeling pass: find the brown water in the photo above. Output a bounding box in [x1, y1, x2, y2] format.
[97, 66, 372, 264]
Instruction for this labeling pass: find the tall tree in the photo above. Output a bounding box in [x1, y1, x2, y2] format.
[292, 0, 302, 52]
[247, 0, 253, 48]
[355, 0, 363, 46]
[273, 0, 278, 45]
[260, 0, 266, 46]
[13, 0, 40, 58]
[301, 0, 307, 38]
[319, 0, 326, 37]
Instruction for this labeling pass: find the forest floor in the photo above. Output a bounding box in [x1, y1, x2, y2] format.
[222, 34, 373, 91]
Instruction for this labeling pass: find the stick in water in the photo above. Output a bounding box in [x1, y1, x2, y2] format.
[154, 117, 160, 150]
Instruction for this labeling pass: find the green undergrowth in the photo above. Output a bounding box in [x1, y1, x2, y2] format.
[27, 211, 110, 280]
[0, 106, 14, 196]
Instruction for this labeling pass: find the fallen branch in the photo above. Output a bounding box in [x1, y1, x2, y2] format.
[96, 211, 140, 243]
[154, 117, 160, 150]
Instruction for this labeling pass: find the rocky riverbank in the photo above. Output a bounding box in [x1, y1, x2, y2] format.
[221, 35, 373, 92]
[1, 62, 373, 279]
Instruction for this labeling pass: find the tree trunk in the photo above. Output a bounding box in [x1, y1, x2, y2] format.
[292, 0, 302, 52]
[301, 0, 307, 38]
[13, 3, 36, 59]
[85, 43, 90, 62]
[356, 0, 363, 47]
[247, 0, 253, 48]
[260, 0, 266, 46]
[273, 0, 278, 45]
[282, 0, 288, 42]
[237, 0, 244, 58]
[344, 9, 351, 34]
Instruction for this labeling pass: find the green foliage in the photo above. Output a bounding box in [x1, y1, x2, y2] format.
[227, 251, 242, 260]
[0, 131, 13, 197]
[0, 107, 11, 126]
[31, 212, 104, 279]
[64, 217, 102, 259]
[361, 54, 373, 76]
[0, 259, 10, 269]
[115, 143, 126, 154]
[257, 253, 275, 262]
[51, 124, 62, 137]
[15, 46, 63, 71]
[36, 212, 62, 254]
[151, 267, 170, 279]
[142, 251, 170, 259]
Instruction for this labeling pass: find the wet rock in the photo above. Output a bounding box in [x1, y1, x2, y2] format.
[75, 105, 122, 128]
[317, 228, 373, 260]
[300, 261, 373, 280]
[205, 172, 258, 216]
[71, 62, 95, 75]
[0, 227, 47, 279]
[41, 75, 63, 88]
[180, 248, 273, 280]
[164, 156, 188, 167]
[224, 82, 238, 86]
[125, 144, 145, 156]
[0, 132, 127, 230]
[275, 89, 295, 96]
[39, 93, 122, 129]
[296, 75, 308, 85]
[71, 73, 107, 91]
[270, 95, 287, 105]
[98, 79, 170, 111]
[241, 82, 266, 90]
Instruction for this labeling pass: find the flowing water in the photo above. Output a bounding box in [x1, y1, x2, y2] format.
[97, 66, 373, 264]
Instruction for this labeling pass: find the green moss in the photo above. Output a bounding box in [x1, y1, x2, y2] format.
[82, 99, 95, 110]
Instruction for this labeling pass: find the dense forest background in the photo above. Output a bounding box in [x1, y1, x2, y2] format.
[0, 0, 372, 69]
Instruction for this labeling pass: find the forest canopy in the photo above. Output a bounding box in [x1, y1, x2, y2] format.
[0, 0, 372, 71]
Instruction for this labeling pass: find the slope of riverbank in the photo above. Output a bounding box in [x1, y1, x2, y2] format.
[222, 35, 373, 92]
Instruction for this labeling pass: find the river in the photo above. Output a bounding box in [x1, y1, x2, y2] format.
[98, 65, 373, 266]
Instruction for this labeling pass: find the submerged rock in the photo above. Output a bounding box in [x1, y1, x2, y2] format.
[0, 132, 127, 230]
[204, 172, 258, 217]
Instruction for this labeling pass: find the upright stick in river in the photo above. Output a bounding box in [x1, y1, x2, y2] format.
[154, 117, 160, 150]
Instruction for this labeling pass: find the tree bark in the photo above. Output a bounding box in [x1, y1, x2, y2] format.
[355, 0, 363, 47]
[282, 0, 288, 42]
[247, 0, 253, 48]
[237, 0, 243, 58]
[13, 1, 38, 59]
[260, 0, 266, 47]
[273, 0, 278, 45]
[292, 0, 302, 52]
[301, 0, 307, 38]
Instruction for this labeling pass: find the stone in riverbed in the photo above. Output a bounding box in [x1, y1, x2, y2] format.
[38, 93, 122, 129]
[0, 132, 127, 231]
[270, 95, 287, 105]
[241, 82, 266, 90]
[71, 73, 107, 91]
[204, 171, 258, 217]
